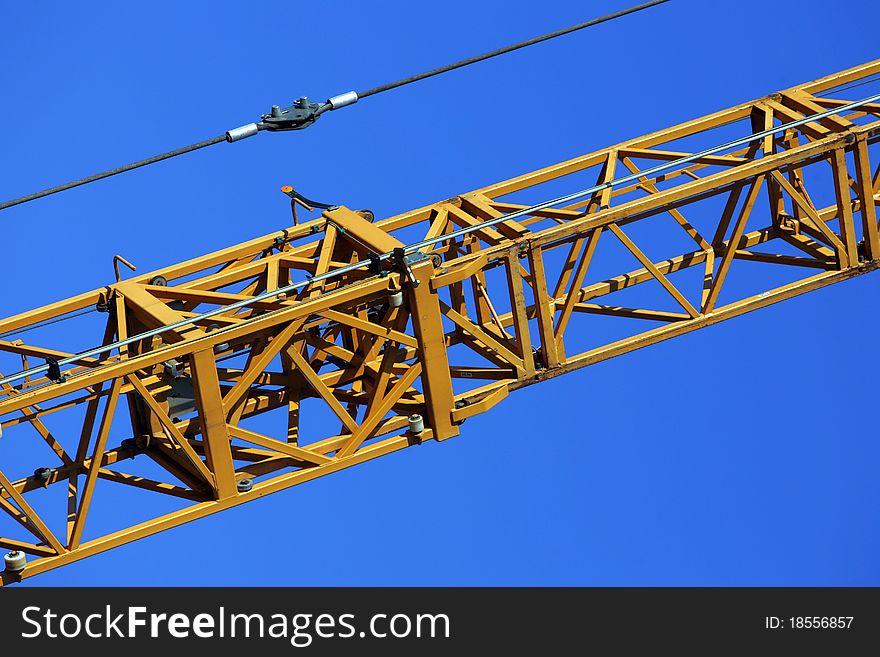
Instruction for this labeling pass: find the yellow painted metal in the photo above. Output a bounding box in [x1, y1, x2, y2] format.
[2, 59, 880, 583]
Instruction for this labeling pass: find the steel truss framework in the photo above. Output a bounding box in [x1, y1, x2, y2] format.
[2, 60, 880, 584]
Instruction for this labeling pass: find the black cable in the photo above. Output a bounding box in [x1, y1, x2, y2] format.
[356, 0, 670, 99]
[0, 307, 97, 341]
[817, 74, 880, 98]
[0, 1, 671, 213]
[0, 135, 226, 211]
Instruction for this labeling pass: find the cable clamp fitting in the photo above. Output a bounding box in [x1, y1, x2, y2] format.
[226, 91, 357, 142]
[259, 97, 323, 133]
[226, 123, 260, 142]
[226, 98, 319, 142]
[327, 91, 358, 110]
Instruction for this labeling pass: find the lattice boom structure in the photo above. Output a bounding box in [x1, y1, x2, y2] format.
[2, 60, 880, 583]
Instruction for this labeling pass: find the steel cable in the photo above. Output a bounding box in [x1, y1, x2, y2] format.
[0, 1, 669, 213]
[0, 136, 226, 211]
[356, 0, 669, 99]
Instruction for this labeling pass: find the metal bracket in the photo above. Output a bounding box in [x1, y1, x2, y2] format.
[391, 249, 429, 288]
[367, 252, 387, 277]
[96, 286, 114, 313]
[45, 357, 66, 383]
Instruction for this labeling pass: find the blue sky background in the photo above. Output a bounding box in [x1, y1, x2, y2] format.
[2, 0, 880, 585]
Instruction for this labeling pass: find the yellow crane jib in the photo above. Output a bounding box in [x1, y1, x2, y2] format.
[1, 58, 879, 583]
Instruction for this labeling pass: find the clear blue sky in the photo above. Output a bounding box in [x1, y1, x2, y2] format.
[2, 0, 879, 585]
